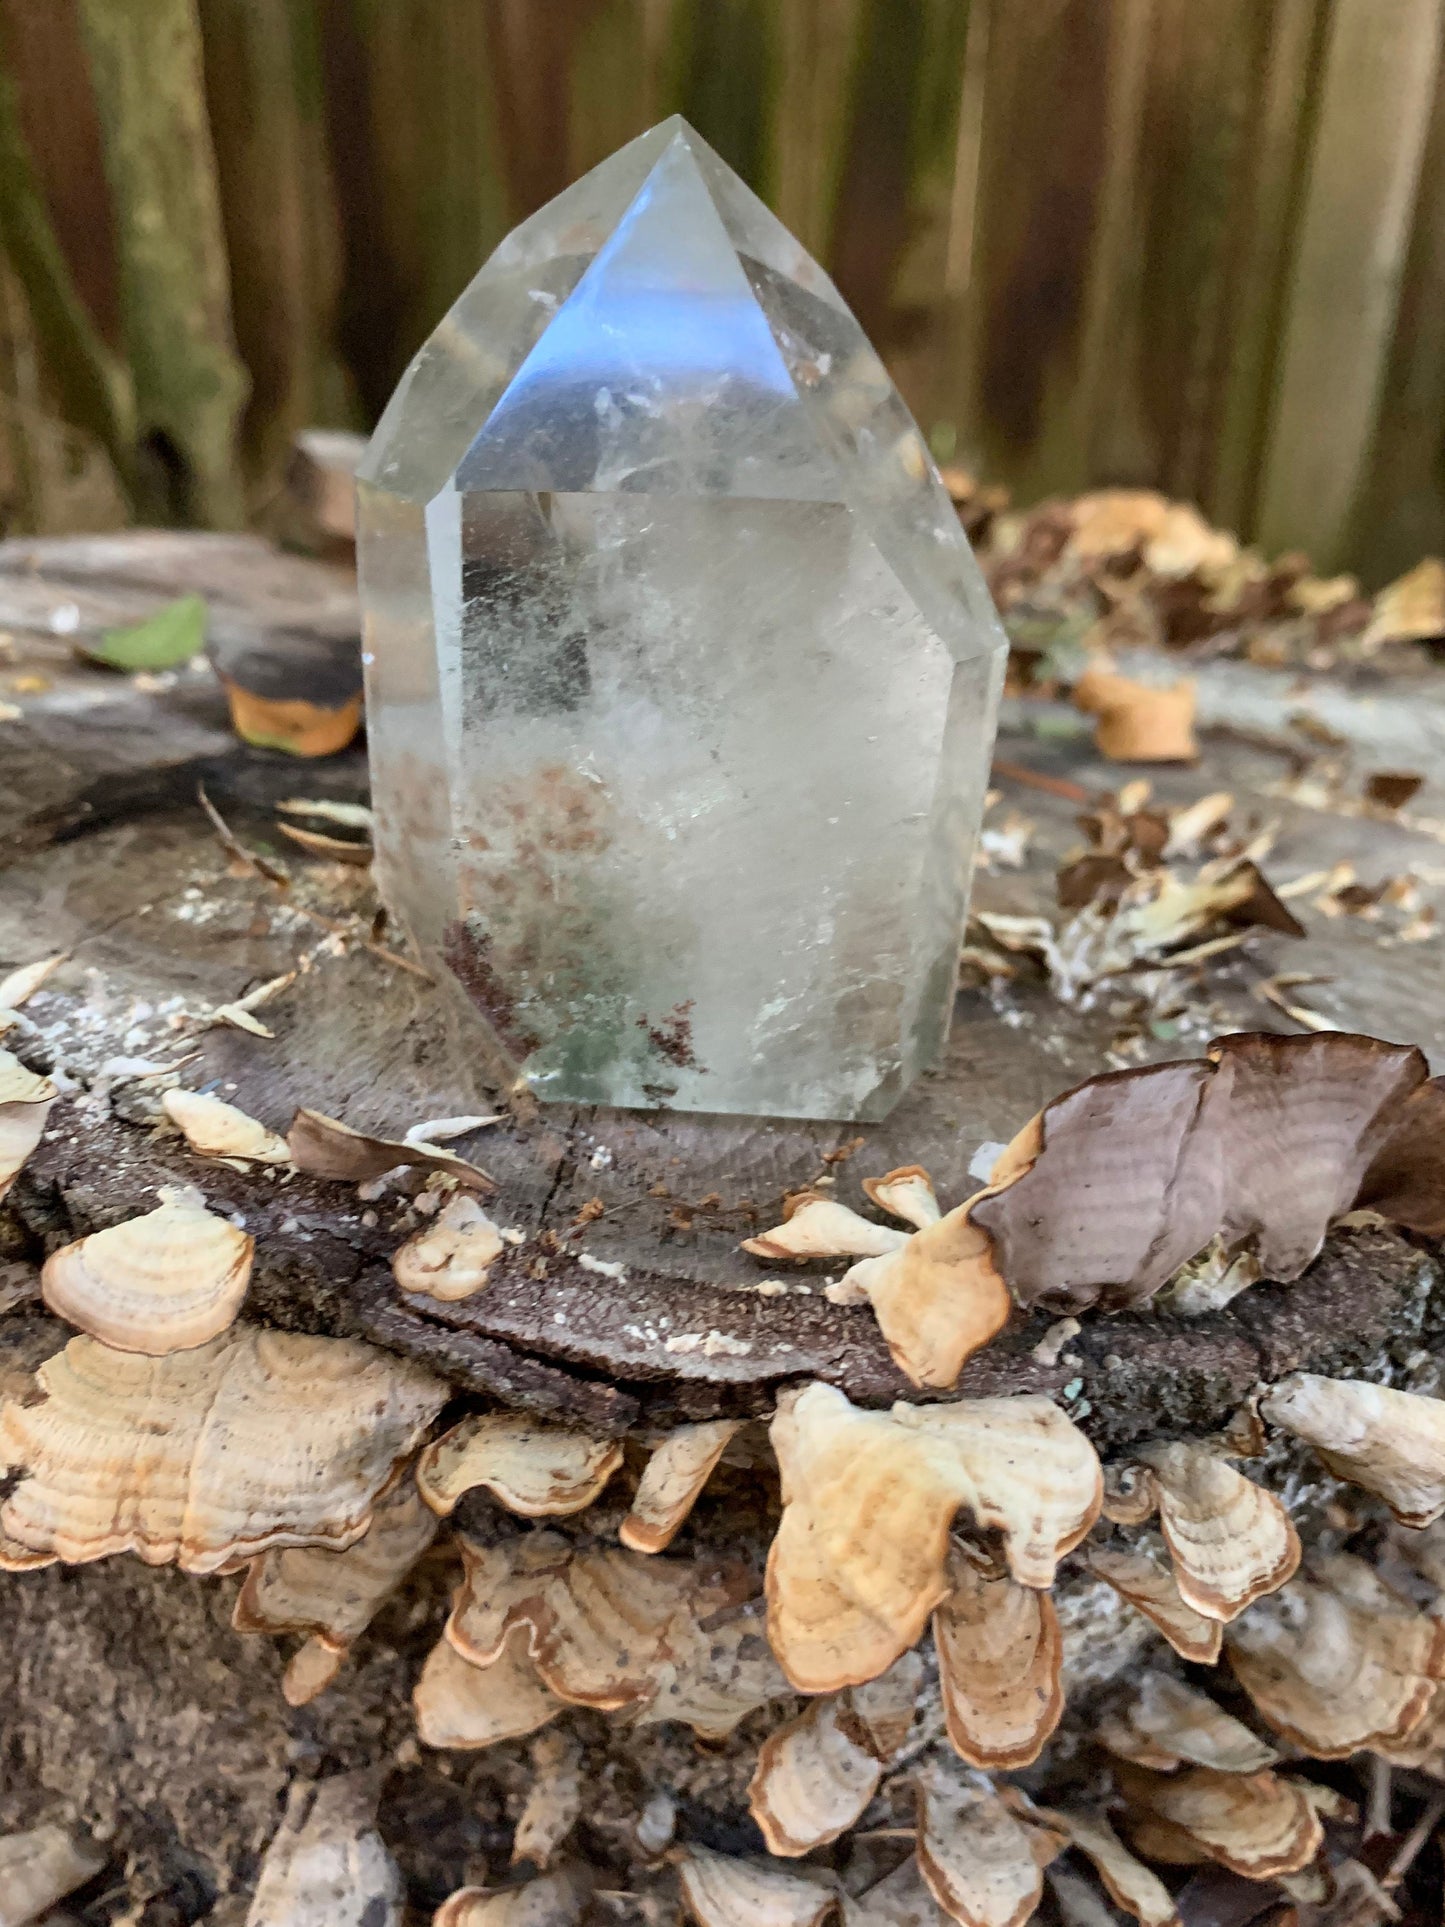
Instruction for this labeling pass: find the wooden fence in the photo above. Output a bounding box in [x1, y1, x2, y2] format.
[0, 0, 1442, 581]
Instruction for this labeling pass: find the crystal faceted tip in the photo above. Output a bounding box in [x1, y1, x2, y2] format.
[357, 116, 1007, 1122]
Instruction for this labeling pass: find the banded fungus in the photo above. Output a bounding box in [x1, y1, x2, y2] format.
[620, 1419, 740, 1554]
[443, 1533, 786, 1739]
[393, 1192, 505, 1302]
[41, 1190, 254, 1354]
[233, 1474, 439, 1704]
[160, 1088, 290, 1164]
[1039, 1809, 1179, 1927]
[1132, 1441, 1299, 1620]
[1097, 1671, 1278, 1774]
[748, 1654, 922, 1856]
[932, 1545, 1064, 1770]
[0, 1049, 56, 1201]
[744, 1168, 1012, 1389]
[433, 1871, 589, 1926]
[417, 1413, 624, 1518]
[913, 1769, 1064, 1927]
[0, 1326, 445, 1572]
[1114, 1765, 1322, 1881]
[415, 1624, 560, 1750]
[1079, 1538, 1223, 1665]
[766, 1383, 1100, 1692]
[1260, 1373, 1445, 1528]
[676, 1846, 840, 1927]
[1225, 1553, 1445, 1757]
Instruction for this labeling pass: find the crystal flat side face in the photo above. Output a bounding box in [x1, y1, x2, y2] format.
[359, 117, 1008, 1121]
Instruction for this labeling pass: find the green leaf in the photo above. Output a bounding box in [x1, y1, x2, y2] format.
[85, 593, 207, 672]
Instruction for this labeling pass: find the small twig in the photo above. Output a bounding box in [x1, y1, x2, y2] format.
[197, 783, 289, 888]
[364, 940, 432, 981]
[990, 756, 1093, 804]
[1383, 1792, 1445, 1888]
[1365, 1754, 1394, 1840]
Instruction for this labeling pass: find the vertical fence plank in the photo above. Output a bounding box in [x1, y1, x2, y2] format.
[953, 0, 1143, 501]
[75, 0, 247, 524]
[1206, 0, 1324, 536]
[770, 0, 867, 259]
[566, 0, 674, 180]
[199, 0, 316, 505]
[1256, 0, 1445, 568]
[667, 0, 777, 189]
[319, 0, 506, 419]
[1350, 47, 1445, 583]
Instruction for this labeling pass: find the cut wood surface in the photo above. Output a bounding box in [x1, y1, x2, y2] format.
[5, 530, 1445, 1918]
[3, 531, 1444, 1440]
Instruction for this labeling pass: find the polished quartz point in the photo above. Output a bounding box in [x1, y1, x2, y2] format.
[357, 116, 1007, 1121]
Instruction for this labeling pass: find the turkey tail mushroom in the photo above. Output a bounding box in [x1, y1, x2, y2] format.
[765, 1384, 1099, 1692]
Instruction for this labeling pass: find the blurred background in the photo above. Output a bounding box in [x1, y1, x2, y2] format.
[0, 0, 1441, 580]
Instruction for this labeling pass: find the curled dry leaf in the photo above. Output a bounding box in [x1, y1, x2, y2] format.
[415, 1623, 560, 1749]
[749, 1693, 887, 1856]
[433, 1871, 589, 1926]
[41, 1191, 254, 1355]
[676, 1845, 840, 1927]
[934, 1545, 1064, 1770]
[1260, 1374, 1445, 1528]
[1363, 556, 1445, 649]
[417, 1413, 624, 1518]
[827, 1200, 1012, 1391]
[914, 1769, 1063, 1927]
[234, 1475, 439, 1700]
[1116, 1765, 1322, 1880]
[862, 1166, 942, 1229]
[1042, 1810, 1178, 1927]
[766, 1384, 1100, 1691]
[1138, 1441, 1299, 1621]
[0, 1823, 105, 1926]
[288, 1105, 494, 1191]
[393, 1193, 505, 1303]
[1097, 1672, 1278, 1774]
[245, 1772, 403, 1927]
[971, 1032, 1432, 1313]
[0, 954, 64, 1009]
[161, 1088, 290, 1164]
[0, 1326, 445, 1573]
[1080, 1538, 1223, 1664]
[512, 1730, 582, 1869]
[1073, 668, 1198, 764]
[742, 1197, 910, 1262]
[620, 1419, 740, 1553]
[1225, 1554, 1445, 1757]
[0, 1048, 56, 1201]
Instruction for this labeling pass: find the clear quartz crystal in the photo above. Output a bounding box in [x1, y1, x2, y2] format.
[358, 116, 1007, 1121]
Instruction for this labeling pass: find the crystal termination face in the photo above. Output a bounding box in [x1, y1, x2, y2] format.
[358, 117, 1007, 1122]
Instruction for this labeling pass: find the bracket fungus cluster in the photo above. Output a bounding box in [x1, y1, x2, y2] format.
[10, 1020, 1445, 1921]
[0, 1327, 444, 1571]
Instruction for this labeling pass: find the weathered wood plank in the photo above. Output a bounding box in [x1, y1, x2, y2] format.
[1256, 0, 1445, 569]
[73, 0, 249, 526]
